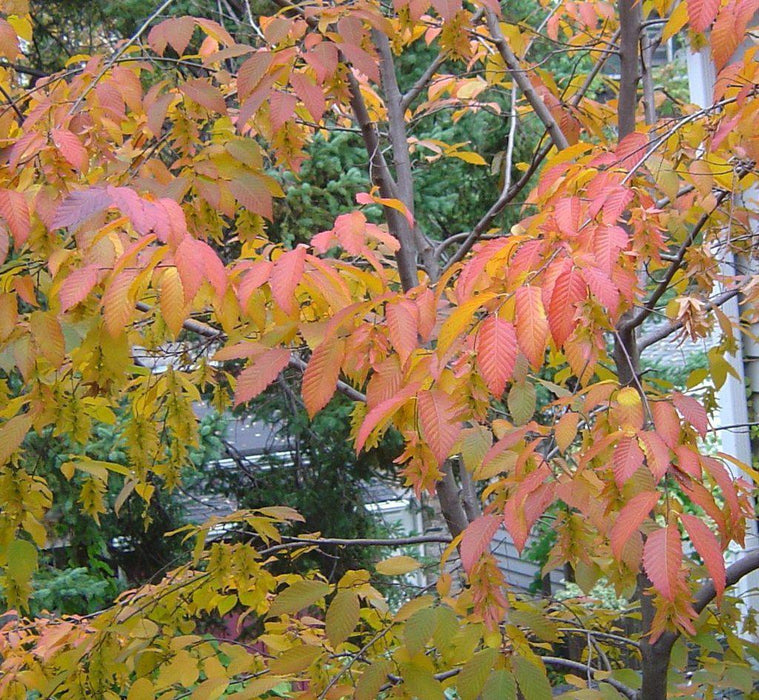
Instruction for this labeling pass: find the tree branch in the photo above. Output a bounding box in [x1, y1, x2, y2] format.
[637, 289, 740, 350]
[399, 51, 447, 113]
[259, 533, 452, 557]
[485, 11, 569, 151]
[134, 302, 367, 403]
[541, 657, 638, 698]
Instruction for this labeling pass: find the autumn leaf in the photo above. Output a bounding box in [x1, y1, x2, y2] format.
[610, 491, 658, 559]
[461, 514, 500, 574]
[515, 286, 548, 368]
[476, 316, 517, 396]
[234, 347, 291, 406]
[417, 389, 461, 466]
[643, 525, 683, 601]
[302, 336, 344, 418]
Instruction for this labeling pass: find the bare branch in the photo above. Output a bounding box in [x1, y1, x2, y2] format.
[541, 657, 638, 698]
[259, 533, 452, 557]
[400, 52, 447, 113]
[485, 11, 569, 151]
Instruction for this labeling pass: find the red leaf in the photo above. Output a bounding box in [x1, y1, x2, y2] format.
[592, 224, 628, 275]
[515, 286, 548, 368]
[610, 491, 658, 559]
[652, 401, 681, 449]
[548, 267, 585, 347]
[553, 197, 582, 237]
[0, 189, 30, 246]
[461, 514, 501, 574]
[612, 435, 645, 486]
[581, 266, 619, 315]
[643, 525, 683, 602]
[269, 245, 307, 314]
[179, 78, 227, 114]
[237, 260, 273, 308]
[269, 91, 297, 132]
[674, 445, 701, 478]
[386, 299, 418, 366]
[615, 131, 648, 171]
[175, 236, 206, 302]
[356, 382, 420, 453]
[59, 264, 101, 312]
[234, 347, 291, 406]
[52, 129, 88, 172]
[688, 0, 720, 32]
[334, 211, 368, 255]
[417, 389, 461, 466]
[238, 52, 273, 99]
[228, 174, 274, 220]
[680, 513, 726, 599]
[291, 73, 325, 122]
[302, 336, 344, 418]
[475, 316, 517, 396]
[148, 16, 196, 56]
[640, 430, 671, 482]
[672, 392, 708, 437]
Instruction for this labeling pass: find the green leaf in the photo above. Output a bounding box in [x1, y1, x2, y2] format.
[355, 660, 392, 700]
[326, 589, 360, 646]
[482, 670, 517, 700]
[268, 644, 322, 675]
[404, 606, 437, 655]
[6, 537, 37, 583]
[267, 579, 330, 618]
[507, 381, 536, 426]
[513, 656, 552, 700]
[458, 648, 498, 700]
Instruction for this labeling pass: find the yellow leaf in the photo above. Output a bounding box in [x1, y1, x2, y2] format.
[375, 555, 421, 575]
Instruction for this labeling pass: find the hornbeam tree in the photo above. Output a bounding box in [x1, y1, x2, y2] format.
[1, 0, 759, 696]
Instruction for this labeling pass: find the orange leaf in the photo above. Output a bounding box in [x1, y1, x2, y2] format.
[461, 514, 501, 574]
[386, 300, 418, 366]
[515, 286, 548, 369]
[179, 78, 227, 114]
[102, 270, 137, 336]
[475, 316, 516, 396]
[610, 491, 658, 559]
[59, 264, 101, 312]
[640, 430, 671, 482]
[0, 188, 30, 246]
[417, 389, 461, 466]
[687, 0, 719, 32]
[612, 435, 645, 486]
[355, 382, 420, 453]
[52, 128, 88, 172]
[652, 401, 681, 449]
[235, 347, 291, 406]
[548, 267, 585, 347]
[680, 513, 726, 599]
[672, 392, 708, 437]
[643, 524, 683, 601]
[302, 336, 344, 418]
[160, 268, 186, 337]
